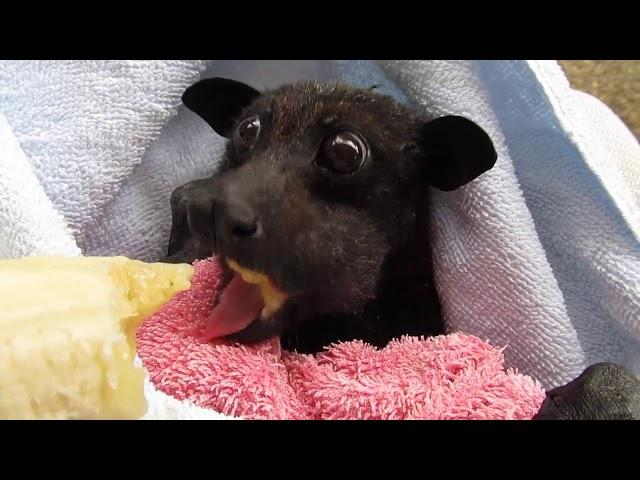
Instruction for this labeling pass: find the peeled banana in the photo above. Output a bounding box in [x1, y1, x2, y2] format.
[0, 256, 193, 420]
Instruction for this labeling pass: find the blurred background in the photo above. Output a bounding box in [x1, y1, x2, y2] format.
[560, 60, 639, 139]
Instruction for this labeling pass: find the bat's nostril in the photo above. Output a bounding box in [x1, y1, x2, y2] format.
[231, 221, 258, 238]
[226, 199, 260, 239]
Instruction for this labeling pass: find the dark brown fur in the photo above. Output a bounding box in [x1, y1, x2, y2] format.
[167, 78, 497, 353]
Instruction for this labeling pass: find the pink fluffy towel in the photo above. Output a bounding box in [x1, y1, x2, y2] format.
[137, 259, 546, 419]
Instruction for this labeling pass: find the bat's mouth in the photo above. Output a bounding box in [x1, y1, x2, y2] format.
[203, 258, 290, 341]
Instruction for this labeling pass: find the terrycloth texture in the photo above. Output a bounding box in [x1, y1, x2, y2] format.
[0, 60, 638, 414]
[0, 60, 210, 252]
[140, 364, 234, 420]
[137, 258, 547, 420]
[0, 114, 79, 258]
[476, 61, 640, 377]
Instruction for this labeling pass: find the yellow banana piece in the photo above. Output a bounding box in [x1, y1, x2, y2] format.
[0, 256, 193, 420]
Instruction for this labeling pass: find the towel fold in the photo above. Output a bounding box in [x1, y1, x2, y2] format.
[0, 113, 79, 258]
[0, 60, 210, 252]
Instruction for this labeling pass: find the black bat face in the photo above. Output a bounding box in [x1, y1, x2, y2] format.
[167, 78, 497, 348]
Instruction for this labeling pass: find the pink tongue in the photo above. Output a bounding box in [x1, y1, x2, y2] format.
[204, 273, 265, 340]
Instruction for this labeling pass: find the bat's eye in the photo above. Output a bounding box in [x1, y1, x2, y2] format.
[234, 115, 261, 148]
[317, 131, 367, 174]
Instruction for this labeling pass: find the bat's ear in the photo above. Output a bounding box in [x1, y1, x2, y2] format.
[418, 116, 497, 191]
[182, 77, 262, 138]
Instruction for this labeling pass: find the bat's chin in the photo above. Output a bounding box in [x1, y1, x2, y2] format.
[165, 236, 214, 265]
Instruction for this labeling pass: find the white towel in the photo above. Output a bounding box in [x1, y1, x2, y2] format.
[136, 356, 234, 420]
[141, 376, 237, 420]
[0, 60, 638, 413]
[0, 60, 210, 252]
[0, 113, 79, 258]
